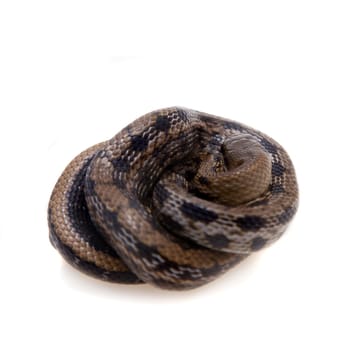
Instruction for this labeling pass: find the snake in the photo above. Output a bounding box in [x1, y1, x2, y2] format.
[48, 107, 298, 290]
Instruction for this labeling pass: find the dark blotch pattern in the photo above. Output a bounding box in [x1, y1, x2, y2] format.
[112, 157, 130, 172]
[197, 176, 210, 185]
[260, 138, 278, 154]
[278, 206, 296, 224]
[158, 213, 184, 234]
[270, 183, 285, 194]
[180, 202, 219, 223]
[190, 188, 218, 202]
[154, 116, 171, 132]
[206, 234, 230, 249]
[84, 177, 96, 194]
[251, 236, 267, 251]
[153, 183, 170, 203]
[68, 161, 119, 257]
[130, 134, 149, 152]
[271, 162, 285, 177]
[184, 170, 197, 181]
[235, 215, 266, 231]
[99, 203, 121, 231]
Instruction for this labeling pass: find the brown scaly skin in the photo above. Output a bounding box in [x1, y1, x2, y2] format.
[48, 107, 298, 290]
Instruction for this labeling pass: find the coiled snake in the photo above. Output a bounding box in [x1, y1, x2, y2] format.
[48, 107, 298, 290]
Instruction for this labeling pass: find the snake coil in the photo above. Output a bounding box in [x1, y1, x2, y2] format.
[48, 107, 298, 290]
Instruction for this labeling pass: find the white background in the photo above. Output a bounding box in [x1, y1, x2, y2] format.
[0, 1, 349, 349]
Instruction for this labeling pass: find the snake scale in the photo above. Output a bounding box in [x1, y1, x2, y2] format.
[48, 107, 298, 290]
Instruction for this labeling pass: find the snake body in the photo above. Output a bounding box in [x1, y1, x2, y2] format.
[48, 107, 298, 290]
